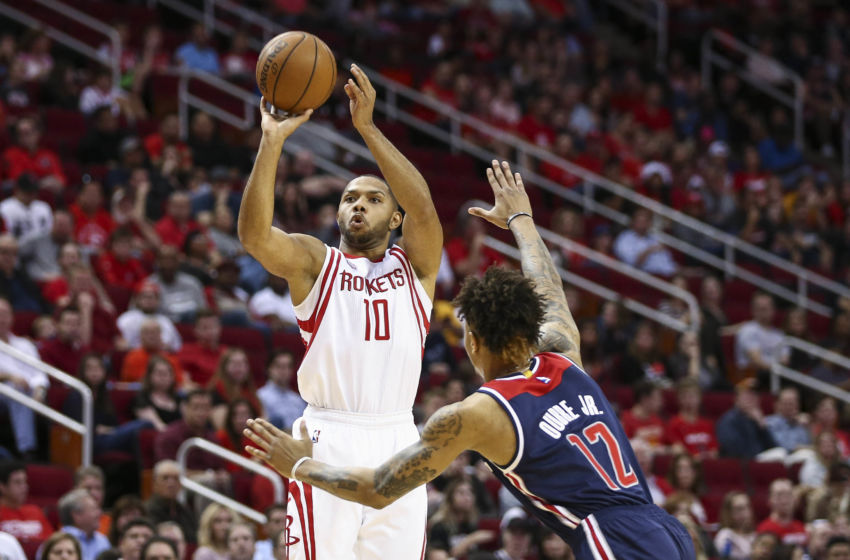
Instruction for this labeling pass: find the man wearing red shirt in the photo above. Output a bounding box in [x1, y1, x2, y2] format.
[620, 380, 667, 449]
[445, 209, 504, 279]
[70, 181, 115, 253]
[154, 192, 200, 249]
[666, 378, 718, 458]
[632, 82, 672, 132]
[756, 478, 807, 547]
[144, 113, 192, 171]
[177, 310, 225, 386]
[95, 228, 148, 290]
[2, 117, 66, 190]
[0, 461, 53, 544]
[38, 306, 89, 375]
[516, 97, 556, 148]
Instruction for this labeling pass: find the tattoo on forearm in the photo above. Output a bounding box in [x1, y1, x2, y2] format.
[373, 406, 461, 499]
[305, 469, 361, 493]
[513, 225, 581, 357]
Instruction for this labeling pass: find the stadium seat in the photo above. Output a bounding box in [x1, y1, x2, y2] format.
[652, 453, 673, 478]
[476, 517, 502, 551]
[701, 392, 735, 421]
[702, 458, 745, 492]
[26, 464, 73, 508]
[748, 461, 788, 490]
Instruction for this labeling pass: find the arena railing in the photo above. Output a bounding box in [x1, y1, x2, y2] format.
[176, 437, 285, 524]
[141, 0, 849, 315]
[0, 0, 121, 88]
[770, 363, 850, 405]
[600, 0, 668, 70]
[701, 29, 805, 149]
[0, 339, 93, 466]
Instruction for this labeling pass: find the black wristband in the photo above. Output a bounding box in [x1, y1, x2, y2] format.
[506, 212, 532, 228]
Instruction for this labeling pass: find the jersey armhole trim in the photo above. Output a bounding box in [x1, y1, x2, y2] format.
[477, 387, 524, 472]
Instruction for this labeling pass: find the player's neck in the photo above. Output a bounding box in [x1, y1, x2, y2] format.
[338, 239, 389, 261]
[487, 356, 532, 381]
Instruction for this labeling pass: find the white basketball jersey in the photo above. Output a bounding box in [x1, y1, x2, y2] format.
[293, 245, 432, 413]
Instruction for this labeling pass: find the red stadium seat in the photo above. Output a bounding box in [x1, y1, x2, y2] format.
[748, 461, 788, 490]
[476, 518, 502, 551]
[26, 464, 74, 508]
[701, 392, 735, 421]
[138, 428, 159, 469]
[702, 458, 745, 492]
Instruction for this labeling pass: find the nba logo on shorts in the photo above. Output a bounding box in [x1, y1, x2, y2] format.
[311, 429, 321, 443]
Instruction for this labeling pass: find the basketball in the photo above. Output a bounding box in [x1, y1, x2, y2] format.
[255, 31, 337, 114]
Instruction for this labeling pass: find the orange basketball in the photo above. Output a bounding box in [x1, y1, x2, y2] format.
[255, 31, 337, 114]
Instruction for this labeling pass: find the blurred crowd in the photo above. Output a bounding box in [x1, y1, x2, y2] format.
[0, 0, 847, 559]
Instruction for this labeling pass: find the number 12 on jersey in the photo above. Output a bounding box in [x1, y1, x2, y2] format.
[364, 298, 390, 341]
[567, 421, 639, 491]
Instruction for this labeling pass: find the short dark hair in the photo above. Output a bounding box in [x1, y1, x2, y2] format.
[194, 309, 219, 324]
[827, 535, 850, 551]
[453, 267, 544, 357]
[184, 389, 212, 405]
[348, 175, 399, 210]
[265, 503, 287, 518]
[141, 536, 178, 559]
[634, 380, 661, 403]
[0, 460, 25, 485]
[118, 517, 156, 542]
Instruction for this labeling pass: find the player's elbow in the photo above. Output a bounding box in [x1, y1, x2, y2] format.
[364, 491, 393, 510]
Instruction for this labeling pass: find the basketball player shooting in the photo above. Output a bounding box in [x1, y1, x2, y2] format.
[238, 64, 442, 559]
[245, 161, 696, 559]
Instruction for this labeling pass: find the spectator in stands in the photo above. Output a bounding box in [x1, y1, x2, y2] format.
[666, 377, 718, 458]
[713, 491, 756, 560]
[146, 246, 207, 323]
[2, 117, 66, 190]
[155, 192, 200, 251]
[1, 57, 30, 108]
[177, 310, 224, 386]
[144, 114, 192, 173]
[225, 522, 256, 560]
[175, 23, 220, 75]
[630, 437, 671, 504]
[257, 350, 306, 432]
[445, 205, 505, 279]
[156, 522, 186, 560]
[107, 495, 146, 546]
[118, 282, 181, 353]
[195, 504, 240, 560]
[78, 67, 142, 123]
[19, 209, 73, 283]
[750, 532, 780, 560]
[487, 515, 534, 560]
[70, 180, 116, 254]
[666, 330, 722, 390]
[620, 321, 667, 385]
[800, 431, 841, 488]
[187, 113, 232, 172]
[214, 399, 256, 469]
[146, 460, 197, 546]
[0, 297, 46, 458]
[116, 518, 156, 560]
[826, 536, 850, 559]
[698, 275, 728, 385]
[0, 173, 53, 244]
[716, 379, 777, 459]
[40, 532, 82, 560]
[73, 466, 109, 536]
[734, 292, 790, 381]
[0, 233, 45, 312]
[765, 387, 812, 454]
[427, 478, 492, 558]
[154, 390, 228, 487]
[613, 208, 677, 277]
[757, 478, 807, 546]
[208, 348, 262, 428]
[0, 461, 53, 542]
[57, 488, 110, 560]
[179, 230, 215, 288]
[758, 125, 805, 184]
[66, 353, 154, 455]
[58, 265, 118, 354]
[78, 106, 127, 166]
[253, 505, 286, 560]
[207, 259, 254, 326]
[120, 319, 184, 385]
[133, 356, 182, 430]
[142, 537, 179, 560]
[665, 454, 707, 524]
[248, 275, 297, 331]
[812, 397, 850, 458]
[620, 380, 667, 448]
[38, 306, 90, 375]
[95, 228, 149, 292]
[537, 527, 575, 560]
[206, 207, 242, 261]
[41, 243, 83, 305]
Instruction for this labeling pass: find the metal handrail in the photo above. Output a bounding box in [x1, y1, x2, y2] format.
[785, 336, 850, 371]
[31, 0, 122, 88]
[176, 437, 285, 524]
[601, 0, 668, 70]
[770, 363, 850, 405]
[0, 339, 93, 466]
[701, 29, 805, 149]
[0, 2, 118, 89]
[482, 237, 690, 334]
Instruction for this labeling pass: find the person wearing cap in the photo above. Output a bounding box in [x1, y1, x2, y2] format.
[716, 378, 778, 459]
[117, 281, 181, 353]
[0, 173, 53, 245]
[612, 207, 678, 277]
[477, 515, 534, 560]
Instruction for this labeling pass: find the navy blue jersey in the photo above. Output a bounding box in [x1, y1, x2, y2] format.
[478, 352, 653, 541]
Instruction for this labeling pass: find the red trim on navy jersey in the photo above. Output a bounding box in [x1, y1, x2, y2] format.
[587, 518, 612, 560]
[483, 353, 575, 400]
[299, 249, 340, 334]
[302, 251, 342, 357]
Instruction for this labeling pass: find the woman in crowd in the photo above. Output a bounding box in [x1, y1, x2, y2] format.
[41, 532, 82, 560]
[538, 527, 575, 560]
[214, 398, 258, 472]
[713, 491, 756, 560]
[811, 396, 850, 458]
[134, 355, 182, 431]
[194, 503, 241, 560]
[207, 348, 263, 429]
[108, 496, 147, 545]
[427, 478, 494, 558]
[800, 430, 841, 488]
[665, 453, 707, 524]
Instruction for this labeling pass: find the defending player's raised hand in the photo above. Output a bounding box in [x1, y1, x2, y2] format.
[468, 160, 533, 229]
[345, 64, 376, 131]
[259, 96, 313, 142]
[244, 418, 312, 478]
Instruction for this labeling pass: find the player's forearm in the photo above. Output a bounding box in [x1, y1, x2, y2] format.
[238, 136, 285, 250]
[357, 124, 435, 218]
[510, 216, 580, 356]
[295, 461, 390, 509]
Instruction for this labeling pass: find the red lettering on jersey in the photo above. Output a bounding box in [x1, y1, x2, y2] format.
[393, 268, 405, 286]
[353, 276, 364, 291]
[340, 271, 353, 291]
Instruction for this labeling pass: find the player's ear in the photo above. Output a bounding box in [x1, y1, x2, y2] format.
[388, 209, 403, 231]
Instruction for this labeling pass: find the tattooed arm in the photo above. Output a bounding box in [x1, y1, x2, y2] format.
[243, 394, 507, 509]
[468, 161, 582, 366]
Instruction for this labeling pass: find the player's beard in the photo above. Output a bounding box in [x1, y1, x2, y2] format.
[339, 217, 389, 249]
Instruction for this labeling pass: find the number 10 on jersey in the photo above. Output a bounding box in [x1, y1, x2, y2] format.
[364, 298, 390, 340]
